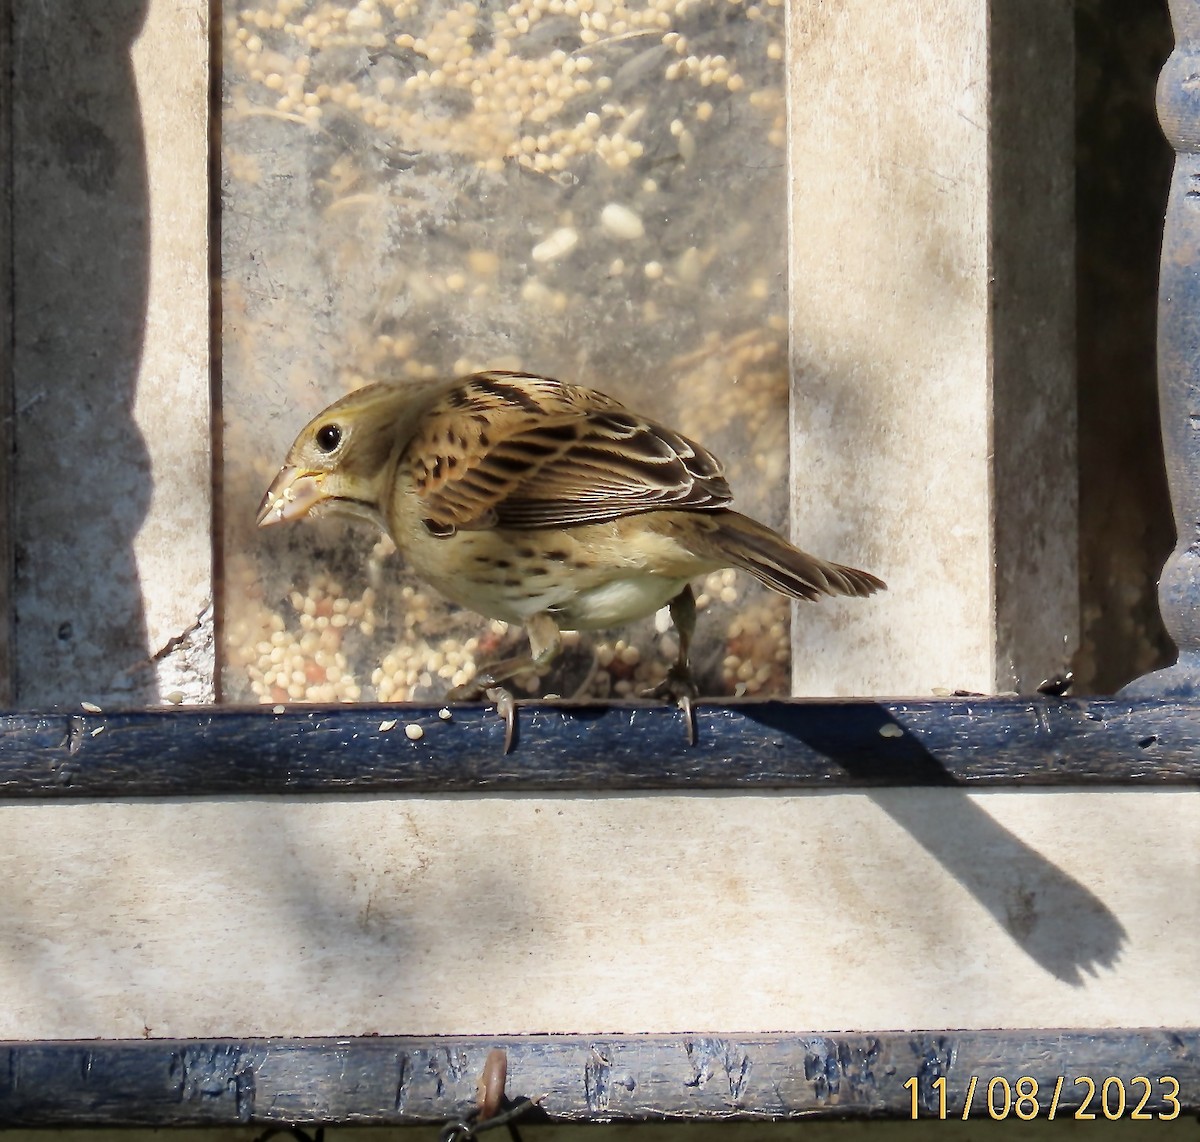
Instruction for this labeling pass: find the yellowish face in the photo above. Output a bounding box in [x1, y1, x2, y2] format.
[256, 417, 352, 527]
[256, 380, 434, 530]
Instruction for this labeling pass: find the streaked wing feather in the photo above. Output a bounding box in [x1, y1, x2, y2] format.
[405, 371, 731, 531]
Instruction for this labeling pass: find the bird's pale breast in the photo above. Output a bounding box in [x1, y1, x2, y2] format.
[390, 486, 720, 630]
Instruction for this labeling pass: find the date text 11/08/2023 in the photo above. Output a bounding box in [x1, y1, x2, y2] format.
[904, 1074, 1182, 1121]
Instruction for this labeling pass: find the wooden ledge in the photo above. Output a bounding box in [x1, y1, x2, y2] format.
[1, 1031, 1197, 1126]
[0, 697, 1196, 798]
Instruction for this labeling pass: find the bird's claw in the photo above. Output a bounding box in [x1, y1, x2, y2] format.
[677, 692, 696, 746]
[485, 686, 518, 753]
[641, 667, 699, 746]
[445, 679, 519, 753]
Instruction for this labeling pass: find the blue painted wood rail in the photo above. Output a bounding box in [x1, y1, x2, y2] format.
[0, 697, 1194, 796]
[0, 1032, 1196, 1126]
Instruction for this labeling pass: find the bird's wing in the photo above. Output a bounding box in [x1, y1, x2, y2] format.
[406, 371, 732, 531]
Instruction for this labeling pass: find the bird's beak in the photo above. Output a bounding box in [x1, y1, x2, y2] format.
[256, 467, 327, 527]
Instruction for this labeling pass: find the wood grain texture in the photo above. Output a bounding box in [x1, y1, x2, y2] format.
[0, 1032, 1196, 1126]
[989, 0, 1077, 693]
[0, 698, 1196, 798]
[1, 791, 1190, 1037]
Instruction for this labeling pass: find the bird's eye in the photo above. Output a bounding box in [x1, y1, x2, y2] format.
[315, 423, 343, 453]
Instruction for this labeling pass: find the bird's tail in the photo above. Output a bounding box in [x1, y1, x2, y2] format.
[703, 511, 886, 601]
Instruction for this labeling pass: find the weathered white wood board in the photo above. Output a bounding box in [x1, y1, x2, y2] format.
[0, 789, 1193, 1038]
[128, 0, 214, 703]
[12, 0, 211, 707]
[787, 1, 1076, 698]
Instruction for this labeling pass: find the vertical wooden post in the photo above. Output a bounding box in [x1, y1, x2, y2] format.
[1125, 0, 1200, 696]
[10, 1, 211, 706]
[786, 1, 1075, 697]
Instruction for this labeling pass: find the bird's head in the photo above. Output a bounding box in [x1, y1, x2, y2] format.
[256, 380, 438, 531]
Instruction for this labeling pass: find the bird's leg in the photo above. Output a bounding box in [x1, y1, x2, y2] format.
[448, 613, 563, 694]
[446, 613, 562, 753]
[641, 583, 700, 744]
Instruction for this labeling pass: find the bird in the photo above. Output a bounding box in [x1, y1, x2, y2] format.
[257, 370, 885, 748]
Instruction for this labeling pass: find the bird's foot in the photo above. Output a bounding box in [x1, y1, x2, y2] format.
[641, 666, 700, 746]
[445, 679, 519, 753]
